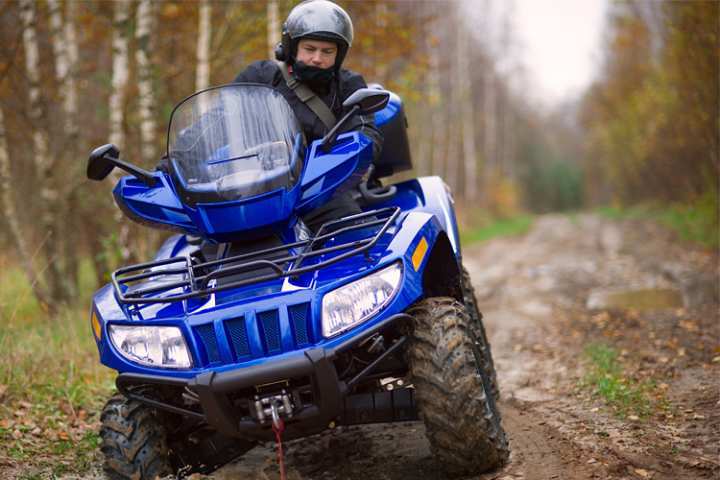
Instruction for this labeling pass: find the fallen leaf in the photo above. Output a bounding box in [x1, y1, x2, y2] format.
[18, 401, 31, 410]
[11, 429, 21, 440]
[628, 415, 640, 421]
[693, 414, 706, 420]
[0, 384, 7, 401]
[634, 468, 651, 478]
[587, 458, 597, 464]
[58, 431, 69, 440]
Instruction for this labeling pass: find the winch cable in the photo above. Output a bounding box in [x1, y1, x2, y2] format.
[271, 407, 287, 480]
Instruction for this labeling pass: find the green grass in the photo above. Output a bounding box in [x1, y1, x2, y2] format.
[459, 214, 534, 245]
[596, 191, 719, 249]
[581, 343, 658, 418]
[0, 260, 114, 476]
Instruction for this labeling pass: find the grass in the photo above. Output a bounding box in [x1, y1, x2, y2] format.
[0, 258, 114, 477]
[459, 214, 534, 245]
[581, 343, 660, 419]
[596, 191, 719, 249]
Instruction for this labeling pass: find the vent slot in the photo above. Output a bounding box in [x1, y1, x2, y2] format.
[195, 323, 220, 364]
[225, 317, 250, 360]
[258, 310, 282, 354]
[289, 303, 311, 347]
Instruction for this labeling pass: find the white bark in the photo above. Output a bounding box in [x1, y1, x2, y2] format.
[19, 0, 49, 176]
[48, 0, 79, 161]
[267, 0, 280, 61]
[458, 23, 478, 201]
[428, 14, 444, 178]
[196, 0, 212, 91]
[109, 0, 131, 149]
[20, 0, 68, 303]
[136, 0, 157, 164]
[445, 9, 461, 195]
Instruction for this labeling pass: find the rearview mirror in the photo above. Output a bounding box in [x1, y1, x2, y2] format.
[87, 144, 118, 181]
[342, 88, 390, 115]
[86, 143, 157, 186]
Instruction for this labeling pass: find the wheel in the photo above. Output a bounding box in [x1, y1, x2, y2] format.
[461, 265, 500, 400]
[100, 394, 173, 480]
[407, 297, 509, 474]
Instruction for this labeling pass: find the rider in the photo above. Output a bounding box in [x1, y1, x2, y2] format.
[234, 0, 383, 229]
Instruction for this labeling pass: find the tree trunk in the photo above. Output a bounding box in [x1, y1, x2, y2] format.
[109, 0, 130, 150]
[266, 0, 280, 62]
[109, 0, 133, 263]
[136, 0, 156, 164]
[445, 9, 461, 197]
[457, 19, 478, 201]
[196, 0, 211, 91]
[48, 0, 80, 297]
[20, 0, 68, 307]
[428, 13, 444, 178]
[0, 106, 51, 310]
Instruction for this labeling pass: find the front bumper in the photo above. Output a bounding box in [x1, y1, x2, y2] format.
[116, 313, 416, 441]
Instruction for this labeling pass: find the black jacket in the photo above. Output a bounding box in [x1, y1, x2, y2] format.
[233, 60, 382, 159]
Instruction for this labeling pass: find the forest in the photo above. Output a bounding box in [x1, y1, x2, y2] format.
[0, 1, 717, 479]
[0, 0, 716, 310]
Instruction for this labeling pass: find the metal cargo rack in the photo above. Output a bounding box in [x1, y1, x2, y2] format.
[112, 207, 401, 305]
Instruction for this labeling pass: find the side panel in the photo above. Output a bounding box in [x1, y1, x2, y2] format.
[296, 131, 373, 215]
[371, 176, 461, 258]
[114, 173, 198, 234]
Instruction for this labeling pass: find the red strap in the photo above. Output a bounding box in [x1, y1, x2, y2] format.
[272, 418, 287, 480]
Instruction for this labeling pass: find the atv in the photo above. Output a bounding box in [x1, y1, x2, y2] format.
[87, 83, 508, 479]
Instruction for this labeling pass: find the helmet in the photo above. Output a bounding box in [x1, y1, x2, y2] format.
[275, 0, 354, 70]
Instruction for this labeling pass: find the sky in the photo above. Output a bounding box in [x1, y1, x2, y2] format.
[511, 0, 608, 106]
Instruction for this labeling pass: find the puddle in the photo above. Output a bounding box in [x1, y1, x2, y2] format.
[586, 288, 684, 310]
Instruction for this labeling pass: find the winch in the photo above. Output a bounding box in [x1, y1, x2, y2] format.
[253, 389, 294, 425]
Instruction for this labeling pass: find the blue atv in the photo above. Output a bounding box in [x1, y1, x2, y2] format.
[87, 83, 508, 479]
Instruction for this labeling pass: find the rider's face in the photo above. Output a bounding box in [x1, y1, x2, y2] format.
[295, 39, 338, 69]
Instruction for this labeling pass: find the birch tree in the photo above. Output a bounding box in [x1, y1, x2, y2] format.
[196, 0, 212, 91]
[109, 0, 131, 150]
[457, 21, 478, 201]
[48, 0, 81, 293]
[428, 15, 445, 179]
[20, 0, 69, 305]
[267, 0, 280, 61]
[136, 0, 156, 164]
[109, 0, 132, 262]
[444, 9, 461, 196]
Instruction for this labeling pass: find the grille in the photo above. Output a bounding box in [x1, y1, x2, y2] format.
[258, 310, 282, 354]
[289, 303, 311, 346]
[225, 317, 250, 359]
[195, 323, 220, 363]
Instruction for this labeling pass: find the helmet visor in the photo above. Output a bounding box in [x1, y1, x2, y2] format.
[168, 84, 305, 203]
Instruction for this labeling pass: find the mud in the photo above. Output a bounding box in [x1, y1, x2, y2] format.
[189, 215, 720, 480]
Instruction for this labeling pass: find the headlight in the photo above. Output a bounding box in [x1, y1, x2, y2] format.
[108, 325, 192, 369]
[321, 262, 403, 338]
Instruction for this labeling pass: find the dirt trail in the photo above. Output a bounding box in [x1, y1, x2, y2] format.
[203, 214, 718, 480]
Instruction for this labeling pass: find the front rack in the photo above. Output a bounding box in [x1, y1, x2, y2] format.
[111, 207, 401, 305]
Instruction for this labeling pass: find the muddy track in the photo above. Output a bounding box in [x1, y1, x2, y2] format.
[200, 214, 718, 480]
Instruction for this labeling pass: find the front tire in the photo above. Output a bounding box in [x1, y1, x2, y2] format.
[461, 265, 500, 400]
[407, 297, 509, 474]
[100, 394, 173, 480]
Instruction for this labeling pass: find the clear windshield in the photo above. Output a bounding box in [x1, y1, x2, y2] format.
[168, 84, 305, 201]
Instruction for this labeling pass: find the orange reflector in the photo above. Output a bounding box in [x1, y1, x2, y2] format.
[412, 237, 428, 271]
[91, 311, 102, 340]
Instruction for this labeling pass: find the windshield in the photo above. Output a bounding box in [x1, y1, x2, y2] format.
[168, 84, 305, 202]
